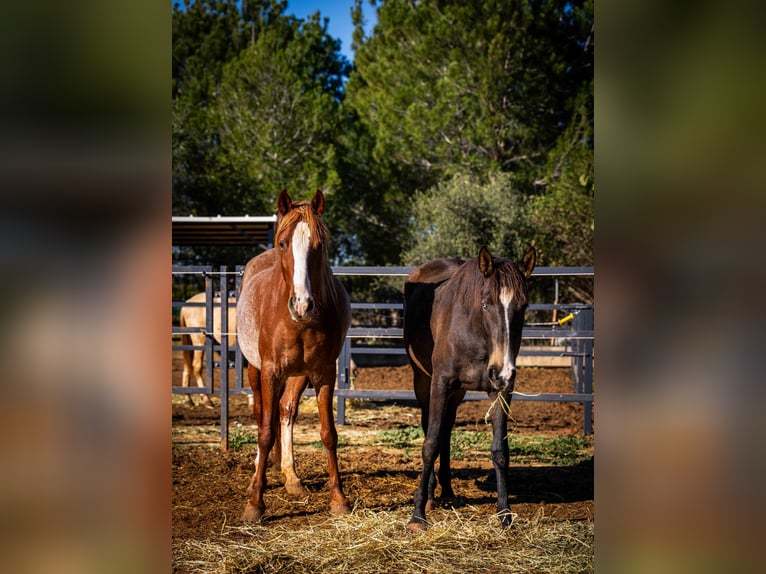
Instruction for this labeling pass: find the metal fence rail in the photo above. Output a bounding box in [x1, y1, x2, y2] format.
[172, 265, 594, 448]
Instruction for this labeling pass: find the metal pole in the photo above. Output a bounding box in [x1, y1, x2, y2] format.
[571, 306, 594, 435]
[581, 306, 594, 435]
[336, 338, 351, 425]
[220, 267, 229, 450]
[205, 272, 214, 399]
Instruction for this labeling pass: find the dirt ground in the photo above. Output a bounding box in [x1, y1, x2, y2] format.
[172, 359, 594, 545]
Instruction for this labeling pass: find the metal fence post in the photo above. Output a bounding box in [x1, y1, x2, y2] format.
[573, 306, 594, 435]
[336, 337, 351, 425]
[205, 272, 214, 399]
[220, 267, 230, 450]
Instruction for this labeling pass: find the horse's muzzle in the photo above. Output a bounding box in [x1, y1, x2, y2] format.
[288, 296, 315, 322]
[488, 366, 516, 392]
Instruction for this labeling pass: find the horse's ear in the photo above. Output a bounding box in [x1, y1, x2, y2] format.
[478, 246, 494, 277]
[311, 189, 325, 216]
[519, 246, 536, 279]
[277, 189, 292, 217]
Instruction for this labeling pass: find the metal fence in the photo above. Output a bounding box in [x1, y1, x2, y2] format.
[172, 265, 594, 449]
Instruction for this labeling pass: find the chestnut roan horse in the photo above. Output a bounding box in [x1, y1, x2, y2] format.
[403, 245, 536, 531]
[236, 189, 351, 522]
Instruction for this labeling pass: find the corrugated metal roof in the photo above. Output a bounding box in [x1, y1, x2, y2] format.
[172, 215, 277, 247]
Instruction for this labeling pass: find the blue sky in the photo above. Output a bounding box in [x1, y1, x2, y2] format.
[283, 1, 377, 62]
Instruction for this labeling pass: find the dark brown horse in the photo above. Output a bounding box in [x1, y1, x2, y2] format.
[403, 245, 536, 531]
[236, 189, 351, 522]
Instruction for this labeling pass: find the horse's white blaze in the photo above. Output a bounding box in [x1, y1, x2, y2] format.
[498, 287, 516, 380]
[291, 221, 312, 311]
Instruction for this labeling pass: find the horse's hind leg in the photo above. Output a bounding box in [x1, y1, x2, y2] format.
[437, 392, 463, 503]
[315, 376, 350, 515]
[180, 331, 195, 407]
[278, 376, 309, 496]
[191, 333, 214, 408]
[245, 363, 262, 497]
[412, 368, 437, 510]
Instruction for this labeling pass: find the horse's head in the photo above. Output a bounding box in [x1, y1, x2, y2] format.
[474, 245, 536, 392]
[275, 189, 329, 323]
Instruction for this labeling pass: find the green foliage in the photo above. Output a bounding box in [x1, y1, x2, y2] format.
[172, 0, 594, 269]
[214, 19, 349, 214]
[508, 435, 592, 466]
[343, 0, 593, 266]
[371, 426, 591, 466]
[449, 430, 493, 460]
[346, 0, 593, 189]
[172, 0, 352, 258]
[525, 88, 594, 300]
[374, 426, 424, 449]
[400, 171, 529, 265]
[228, 425, 258, 451]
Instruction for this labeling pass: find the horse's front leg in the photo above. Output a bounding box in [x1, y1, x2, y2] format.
[408, 377, 448, 532]
[315, 373, 350, 516]
[242, 367, 280, 522]
[279, 375, 309, 496]
[489, 387, 513, 527]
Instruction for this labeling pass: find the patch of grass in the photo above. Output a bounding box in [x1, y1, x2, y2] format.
[450, 430, 493, 460]
[374, 426, 424, 448]
[228, 425, 258, 451]
[371, 426, 424, 457]
[508, 435, 591, 465]
[371, 426, 494, 460]
[308, 435, 350, 449]
[369, 427, 592, 466]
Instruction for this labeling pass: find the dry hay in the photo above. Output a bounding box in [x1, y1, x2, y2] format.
[173, 507, 593, 574]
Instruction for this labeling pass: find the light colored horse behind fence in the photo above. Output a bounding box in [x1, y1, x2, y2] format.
[178, 292, 237, 407]
[178, 291, 357, 408]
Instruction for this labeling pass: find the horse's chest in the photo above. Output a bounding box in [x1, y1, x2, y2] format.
[272, 327, 332, 370]
[459, 362, 485, 384]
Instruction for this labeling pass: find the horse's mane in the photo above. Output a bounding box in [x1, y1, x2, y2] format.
[276, 201, 342, 309]
[276, 201, 330, 251]
[451, 256, 529, 308]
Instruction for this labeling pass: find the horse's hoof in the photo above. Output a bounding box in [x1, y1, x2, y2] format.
[440, 496, 458, 509]
[330, 499, 351, 516]
[407, 519, 427, 534]
[241, 502, 265, 523]
[284, 480, 306, 496]
[497, 510, 514, 528]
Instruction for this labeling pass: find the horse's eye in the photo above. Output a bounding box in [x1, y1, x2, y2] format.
[278, 240, 287, 251]
[481, 301, 488, 310]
